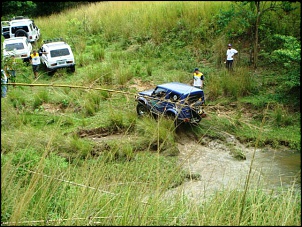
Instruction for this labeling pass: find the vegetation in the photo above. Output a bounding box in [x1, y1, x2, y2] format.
[1, 1, 300, 226]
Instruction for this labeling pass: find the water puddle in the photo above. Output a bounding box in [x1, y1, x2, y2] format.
[250, 148, 301, 191]
[170, 137, 301, 201]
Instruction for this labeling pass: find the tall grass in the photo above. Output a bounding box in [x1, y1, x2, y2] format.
[1, 142, 301, 225]
[36, 2, 232, 45]
[1, 1, 300, 226]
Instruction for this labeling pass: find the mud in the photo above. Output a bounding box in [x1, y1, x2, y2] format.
[81, 126, 300, 202]
[170, 131, 301, 202]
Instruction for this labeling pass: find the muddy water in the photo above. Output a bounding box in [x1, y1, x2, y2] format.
[169, 135, 301, 201]
[92, 133, 300, 201]
[250, 148, 301, 190]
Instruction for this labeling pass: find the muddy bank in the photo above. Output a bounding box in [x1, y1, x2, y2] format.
[168, 132, 301, 201]
[83, 126, 300, 202]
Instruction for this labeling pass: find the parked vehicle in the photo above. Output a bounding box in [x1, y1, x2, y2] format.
[5, 16, 40, 43]
[2, 36, 32, 62]
[39, 39, 76, 75]
[1, 21, 10, 39]
[135, 82, 206, 126]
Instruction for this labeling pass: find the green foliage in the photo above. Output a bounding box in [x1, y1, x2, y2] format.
[80, 90, 102, 116]
[1, 2, 300, 225]
[1, 1, 37, 19]
[212, 5, 236, 36]
[269, 34, 300, 89]
[32, 89, 50, 110]
[92, 45, 105, 61]
[135, 117, 177, 155]
[218, 68, 256, 100]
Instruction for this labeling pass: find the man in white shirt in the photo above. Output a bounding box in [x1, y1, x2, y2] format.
[226, 43, 238, 71]
[29, 50, 48, 79]
[192, 68, 204, 89]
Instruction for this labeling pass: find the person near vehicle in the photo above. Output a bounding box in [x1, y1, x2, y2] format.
[1, 69, 8, 98]
[192, 68, 204, 89]
[29, 49, 48, 79]
[225, 43, 238, 71]
[4, 55, 17, 83]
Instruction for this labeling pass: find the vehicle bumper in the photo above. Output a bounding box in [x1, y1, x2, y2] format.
[47, 64, 75, 71]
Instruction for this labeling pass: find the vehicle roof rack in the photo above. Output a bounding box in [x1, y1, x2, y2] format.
[11, 16, 29, 20]
[43, 38, 64, 44]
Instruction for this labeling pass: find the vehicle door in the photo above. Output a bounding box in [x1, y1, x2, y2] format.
[150, 87, 168, 114]
[32, 21, 39, 39]
[39, 46, 48, 64]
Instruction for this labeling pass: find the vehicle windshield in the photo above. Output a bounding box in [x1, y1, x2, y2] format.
[50, 48, 70, 57]
[5, 43, 24, 51]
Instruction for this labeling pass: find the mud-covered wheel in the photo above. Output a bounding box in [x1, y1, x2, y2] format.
[15, 29, 28, 38]
[136, 102, 149, 116]
[70, 65, 75, 73]
[166, 113, 182, 128]
[47, 70, 56, 76]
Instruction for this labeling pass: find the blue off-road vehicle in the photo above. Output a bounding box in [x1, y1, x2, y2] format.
[135, 82, 206, 126]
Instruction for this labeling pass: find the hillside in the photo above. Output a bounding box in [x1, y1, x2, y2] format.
[1, 1, 301, 226]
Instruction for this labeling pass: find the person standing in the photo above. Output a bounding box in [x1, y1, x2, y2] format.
[192, 68, 204, 89]
[1, 69, 8, 98]
[4, 55, 17, 83]
[29, 50, 48, 79]
[225, 43, 238, 71]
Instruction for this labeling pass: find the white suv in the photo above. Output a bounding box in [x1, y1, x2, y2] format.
[8, 16, 40, 43]
[1, 21, 10, 39]
[39, 39, 76, 74]
[3, 36, 32, 62]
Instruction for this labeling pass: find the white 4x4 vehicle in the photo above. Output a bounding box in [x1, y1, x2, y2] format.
[8, 16, 40, 43]
[39, 39, 76, 74]
[1, 21, 10, 39]
[3, 36, 32, 62]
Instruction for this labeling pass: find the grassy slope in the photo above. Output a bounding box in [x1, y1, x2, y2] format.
[1, 1, 301, 226]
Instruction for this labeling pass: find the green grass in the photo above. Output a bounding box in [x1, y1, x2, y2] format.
[1, 1, 300, 226]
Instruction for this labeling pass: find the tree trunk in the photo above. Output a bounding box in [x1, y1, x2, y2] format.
[254, 1, 261, 69]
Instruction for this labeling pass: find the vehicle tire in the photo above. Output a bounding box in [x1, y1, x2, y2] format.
[3, 32, 10, 39]
[136, 102, 149, 116]
[47, 70, 56, 76]
[167, 113, 182, 128]
[22, 57, 30, 65]
[70, 65, 75, 73]
[15, 29, 28, 38]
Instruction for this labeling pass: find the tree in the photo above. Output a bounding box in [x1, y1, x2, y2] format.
[1, 1, 37, 19]
[238, 1, 298, 69]
[1, 1, 96, 18]
[270, 35, 300, 89]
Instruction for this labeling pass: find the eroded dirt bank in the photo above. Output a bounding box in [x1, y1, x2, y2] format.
[169, 131, 301, 201]
[79, 126, 300, 202]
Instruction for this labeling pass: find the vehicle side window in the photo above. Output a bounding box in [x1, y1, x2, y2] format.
[152, 88, 167, 98]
